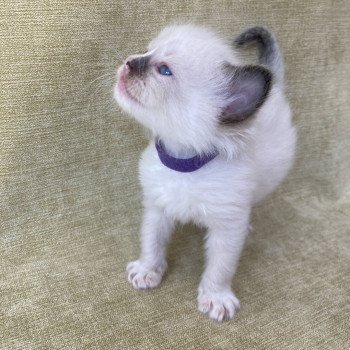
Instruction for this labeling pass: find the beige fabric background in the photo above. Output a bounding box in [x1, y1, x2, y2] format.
[1, 1, 349, 349]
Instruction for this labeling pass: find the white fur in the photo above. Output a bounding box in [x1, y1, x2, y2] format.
[114, 24, 296, 322]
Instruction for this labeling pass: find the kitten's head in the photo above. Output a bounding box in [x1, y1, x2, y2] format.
[114, 25, 272, 154]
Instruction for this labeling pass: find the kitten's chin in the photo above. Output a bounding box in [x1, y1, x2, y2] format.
[115, 76, 139, 104]
[114, 78, 140, 114]
[114, 82, 149, 127]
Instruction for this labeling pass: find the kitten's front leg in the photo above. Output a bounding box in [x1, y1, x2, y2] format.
[127, 206, 174, 290]
[198, 213, 249, 321]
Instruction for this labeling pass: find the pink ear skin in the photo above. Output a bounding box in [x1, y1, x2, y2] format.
[220, 64, 272, 125]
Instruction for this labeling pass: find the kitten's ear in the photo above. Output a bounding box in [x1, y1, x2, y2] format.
[220, 64, 272, 124]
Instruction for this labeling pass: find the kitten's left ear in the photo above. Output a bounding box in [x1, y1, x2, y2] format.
[220, 64, 272, 124]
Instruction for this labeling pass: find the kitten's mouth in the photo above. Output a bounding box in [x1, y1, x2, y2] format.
[117, 65, 140, 104]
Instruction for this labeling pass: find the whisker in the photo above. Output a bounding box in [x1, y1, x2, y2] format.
[87, 72, 115, 88]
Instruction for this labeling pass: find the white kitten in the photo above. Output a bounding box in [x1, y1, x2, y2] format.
[114, 25, 296, 322]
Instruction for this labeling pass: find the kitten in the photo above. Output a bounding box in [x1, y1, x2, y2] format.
[114, 25, 296, 322]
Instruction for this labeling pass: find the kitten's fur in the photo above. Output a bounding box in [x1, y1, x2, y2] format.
[114, 25, 296, 321]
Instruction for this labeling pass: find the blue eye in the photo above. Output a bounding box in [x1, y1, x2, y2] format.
[158, 65, 173, 76]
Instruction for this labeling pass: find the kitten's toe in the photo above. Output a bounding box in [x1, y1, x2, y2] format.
[197, 288, 240, 322]
[126, 260, 167, 290]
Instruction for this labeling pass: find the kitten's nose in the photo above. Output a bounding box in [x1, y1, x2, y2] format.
[125, 56, 149, 75]
[126, 58, 138, 70]
[126, 59, 136, 70]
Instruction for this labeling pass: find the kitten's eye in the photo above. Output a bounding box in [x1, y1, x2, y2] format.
[158, 65, 173, 76]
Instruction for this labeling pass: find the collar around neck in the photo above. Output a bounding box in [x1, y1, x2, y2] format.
[155, 139, 218, 173]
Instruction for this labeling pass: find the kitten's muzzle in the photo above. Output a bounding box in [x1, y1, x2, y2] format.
[116, 63, 141, 104]
[126, 56, 149, 76]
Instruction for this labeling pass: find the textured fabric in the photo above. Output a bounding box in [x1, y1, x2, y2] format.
[1, 1, 349, 349]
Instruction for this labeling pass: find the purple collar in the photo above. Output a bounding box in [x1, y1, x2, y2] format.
[155, 139, 218, 173]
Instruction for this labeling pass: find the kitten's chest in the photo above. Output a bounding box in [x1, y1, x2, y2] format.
[139, 146, 214, 222]
[138, 144, 250, 223]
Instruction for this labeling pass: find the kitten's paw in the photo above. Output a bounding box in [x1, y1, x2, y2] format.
[126, 260, 167, 290]
[197, 288, 240, 322]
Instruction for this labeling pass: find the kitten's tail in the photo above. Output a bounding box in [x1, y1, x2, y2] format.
[234, 26, 284, 85]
